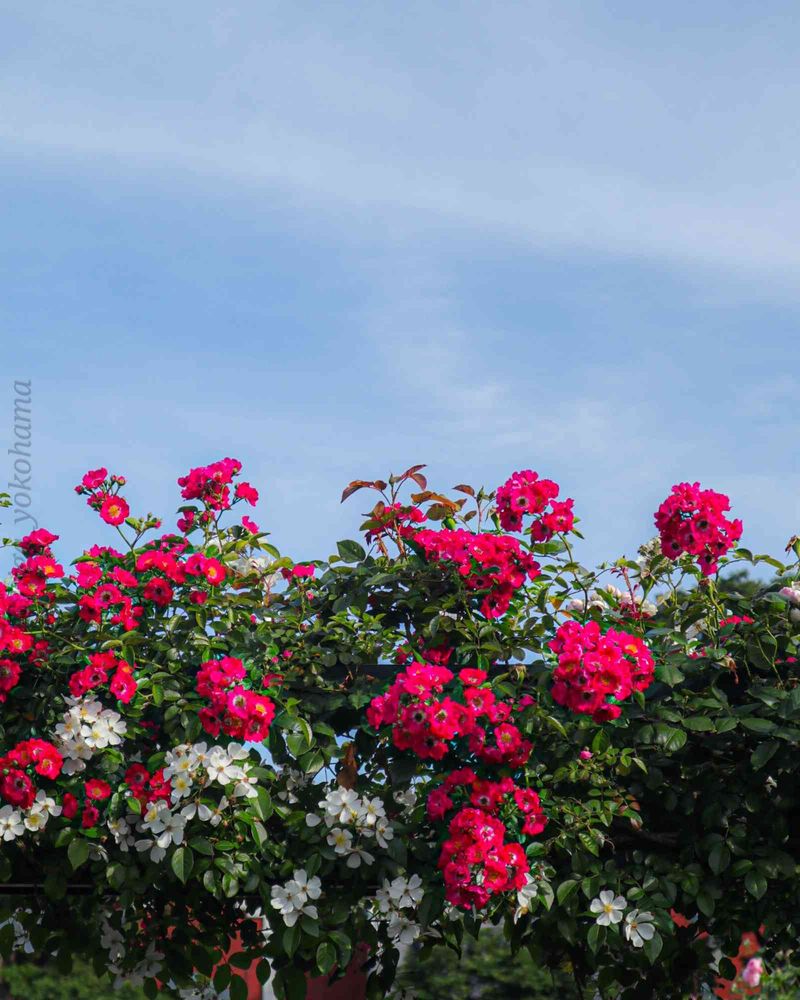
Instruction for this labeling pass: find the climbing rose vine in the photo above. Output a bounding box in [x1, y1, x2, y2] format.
[0, 462, 798, 1000]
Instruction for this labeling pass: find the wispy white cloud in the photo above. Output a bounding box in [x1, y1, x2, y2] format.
[3, 2, 800, 293]
[360, 256, 650, 449]
[4, 100, 800, 295]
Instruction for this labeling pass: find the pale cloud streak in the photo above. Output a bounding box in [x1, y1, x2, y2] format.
[3, 2, 800, 292]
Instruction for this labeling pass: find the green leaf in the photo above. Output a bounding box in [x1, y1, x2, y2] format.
[747, 638, 775, 672]
[644, 930, 663, 964]
[286, 732, 310, 757]
[653, 724, 687, 752]
[230, 951, 256, 969]
[683, 716, 715, 732]
[278, 966, 308, 1000]
[301, 914, 320, 937]
[696, 889, 715, 916]
[107, 863, 126, 889]
[556, 879, 580, 905]
[657, 664, 685, 687]
[298, 749, 325, 773]
[171, 846, 194, 884]
[213, 965, 231, 992]
[741, 716, 776, 734]
[252, 786, 273, 821]
[328, 929, 353, 969]
[68, 838, 89, 871]
[385, 834, 408, 867]
[189, 944, 214, 977]
[745, 871, 767, 900]
[316, 940, 337, 975]
[708, 843, 731, 875]
[0, 924, 13, 960]
[752, 687, 782, 708]
[336, 540, 366, 563]
[587, 922, 602, 954]
[222, 873, 239, 897]
[751, 740, 780, 770]
[43, 871, 67, 900]
[229, 974, 248, 1000]
[190, 836, 214, 856]
[283, 923, 301, 958]
[54, 828, 73, 848]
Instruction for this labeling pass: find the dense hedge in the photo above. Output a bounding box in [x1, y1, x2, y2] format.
[0, 461, 798, 999]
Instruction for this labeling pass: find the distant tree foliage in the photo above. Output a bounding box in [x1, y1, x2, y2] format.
[390, 926, 581, 999]
[0, 957, 149, 1000]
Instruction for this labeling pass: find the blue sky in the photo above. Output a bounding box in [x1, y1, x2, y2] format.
[1, 1, 798, 575]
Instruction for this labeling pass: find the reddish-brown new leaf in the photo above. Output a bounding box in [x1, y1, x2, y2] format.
[341, 480, 375, 503]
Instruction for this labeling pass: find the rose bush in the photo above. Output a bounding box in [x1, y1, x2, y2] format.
[0, 460, 798, 999]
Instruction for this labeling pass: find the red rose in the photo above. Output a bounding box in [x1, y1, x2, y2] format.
[235, 482, 259, 505]
[62, 793, 79, 819]
[0, 769, 35, 809]
[81, 805, 100, 829]
[110, 668, 137, 704]
[85, 778, 112, 801]
[202, 559, 226, 586]
[81, 468, 108, 490]
[142, 577, 173, 607]
[99, 495, 130, 526]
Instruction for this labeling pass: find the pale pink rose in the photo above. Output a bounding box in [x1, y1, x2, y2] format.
[741, 957, 762, 987]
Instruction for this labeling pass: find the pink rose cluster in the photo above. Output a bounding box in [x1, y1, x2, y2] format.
[177, 457, 258, 511]
[655, 482, 742, 576]
[75, 467, 132, 526]
[367, 654, 532, 766]
[413, 528, 540, 619]
[195, 656, 276, 742]
[495, 469, 575, 540]
[549, 620, 654, 723]
[438, 805, 530, 910]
